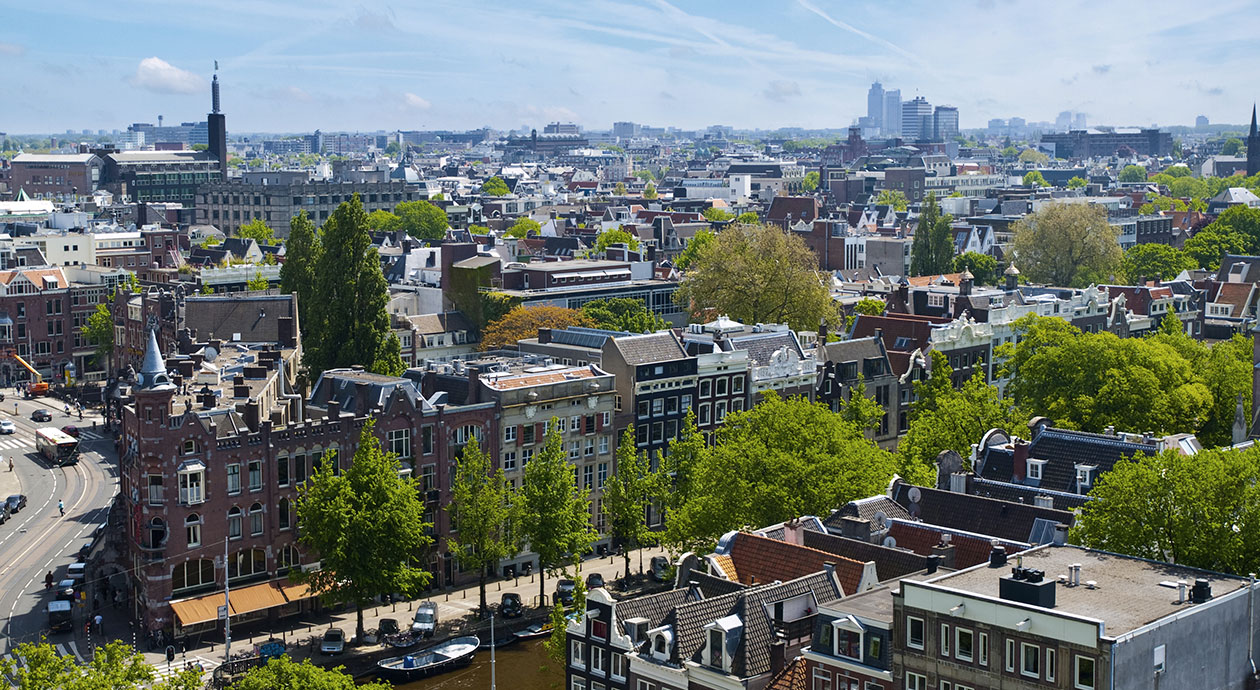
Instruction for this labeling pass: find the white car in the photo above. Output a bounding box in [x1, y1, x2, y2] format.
[320, 628, 345, 655]
[0, 420, 15, 434]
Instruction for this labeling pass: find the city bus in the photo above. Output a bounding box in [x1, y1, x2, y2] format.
[35, 428, 79, 467]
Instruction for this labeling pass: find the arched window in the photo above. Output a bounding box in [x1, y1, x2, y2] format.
[249, 503, 264, 536]
[172, 559, 214, 593]
[228, 548, 267, 581]
[278, 544, 301, 571]
[184, 513, 202, 547]
[227, 506, 242, 540]
[148, 517, 167, 548]
[277, 498, 291, 531]
[454, 425, 481, 445]
[655, 635, 666, 655]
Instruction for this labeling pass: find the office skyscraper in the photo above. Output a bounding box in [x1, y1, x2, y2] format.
[867, 82, 885, 130]
[902, 96, 932, 141]
[933, 105, 959, 141]
[883, 89, 901, 136]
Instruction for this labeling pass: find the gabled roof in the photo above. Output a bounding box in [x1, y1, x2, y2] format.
[889, 479, 1075, 544]
[801, 528, 930, 582]
[764, 656, 808, 690]
[722, 532, 868, 596]
[607, 331, 687, 365]
[977, 426, 1160, 494]
[885, 520, 1028, 569]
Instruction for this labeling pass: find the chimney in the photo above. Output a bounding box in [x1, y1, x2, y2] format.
[784, 518, 803, 545]
[1071, 563, 1082, 587]
[949, 472, 968, 494]
[277, 316, 296, 347]
[538, 328, 553, 344]
[931, 542, 956, 570]
[839, 516, 872, 543]
[327, 399, 341, 421]
[1012, 439, 1029, 482]
[1190, 579, 1212, 603]
[1033, 495, 1055, 509]
[1177, 579, 1188, 604]
[1052, 523, 1069, 547]
[467, 367, 481, 405]
[925, 554, 942, 574]
[243, 400, 260, 432]
[769, 639, 787, 676]
[818, 319, 829, 343]
[989, 545, 1007, 568]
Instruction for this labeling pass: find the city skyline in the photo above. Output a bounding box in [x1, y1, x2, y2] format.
[1, 0, 1258, 134]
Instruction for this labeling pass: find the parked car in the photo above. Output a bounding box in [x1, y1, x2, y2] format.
[31, 409, 52, 423]
[66, 562, 86, 583]
[378, 618, 400, 636]
[554, 579, 576, 606]
[6, 494, 26, 513]
[650, 556, 671, 583]
[499, 592, 524, 619]
[320, 628, 345, 655]
[55, 580, 77, 602]
[0, 505, 8, 525]
[585, 572, 605, 590]
[60, 425, 80, 438]
[411, 602, 438, 637]
[0, 420, 15, 434]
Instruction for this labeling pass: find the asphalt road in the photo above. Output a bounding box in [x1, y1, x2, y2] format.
[0, 396, 115, 661]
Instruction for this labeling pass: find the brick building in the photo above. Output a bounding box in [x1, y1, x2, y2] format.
[8, 153, 103, 197]
[0, 265, 119, 385]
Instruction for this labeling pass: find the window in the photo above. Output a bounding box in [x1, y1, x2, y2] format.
[905, 673, 926, 690]
[637, 682, 656, 690]
[1046, 647, 1057, 682]
[708, 629, 724, 669]
[171, 559, 214, 593]
[584, 438, 595, 456]
[611, 652, 626, 680]
[389, 428, 412, 459]
[278, 498, 291, 530]
[182, 439, 199, 455]
[956, 627, 973, 662]
[651, 398, 663, 416]
[716, 378, 727, 396]
[583, 465, 594, 490]
[940, 623, 950, 656]
[227, 507, 242, 539]
[504, 425, 517, 443]
[570, 640, 585, 668]
[597, 462, 608, 487]
[867, 635, 881, 660]
[699, 403, 711, 425]
[1021, 642, 1040, 678]
[1075, 655, 1096, 689]
[422, 425, 435, 454]
[185, 514, 202, 547]
[523, 424, 536, 445]
[591, 646, 606, 675]
[455, 425, 481, 445]
[250, 503, 264, 536]
[503, 451, 517, 471]
[178, 469, 204, 505]
[1006, 638, 1016, 672]
[598, 436, 609, 455]
[978, 632, 988, 666]
[1028, 460, 1045, 481]
[700, 380, 712, 397]
[837, 629, 861, 660]
[569, 441, 581, 460]
[812, 668, 832, 690]
[293, 454, 307, 483]
[733, 377, 744, 394]
[226, 464, 241, 494]
[248, 460, 262, 491]
[906, 616, 924, 649]
[601, 411, 611, 428]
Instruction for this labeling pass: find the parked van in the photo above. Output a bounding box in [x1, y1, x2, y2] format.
[47, 601, 72, 632]
[411, 602, 438, 637]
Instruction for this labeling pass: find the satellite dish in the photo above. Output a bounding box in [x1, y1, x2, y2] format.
[908, 487, 923, 504]
[882, 536, 897, 548]
[871, 511, 889, 531]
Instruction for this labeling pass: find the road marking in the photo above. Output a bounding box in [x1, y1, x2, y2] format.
[68, 641, 83, 663]
[54, 643, 66, 657]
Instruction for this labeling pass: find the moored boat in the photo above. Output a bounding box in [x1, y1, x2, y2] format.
[513, 621, 553, 640]
[376, 636, 478, 682]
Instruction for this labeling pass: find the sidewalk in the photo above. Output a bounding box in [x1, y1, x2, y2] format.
[88, 544, 670, 680]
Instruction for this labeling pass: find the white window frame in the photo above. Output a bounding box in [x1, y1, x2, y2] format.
[1046, 647, 1057, 682]
[904, 672, 926, 690]
[906, 616, 924, 650]
[1075, 655, 1096, 689]
[955, 626, 973, 662]
[570, 639, 585, 668]
[610, 651, 625, 680]
[1005, 638, 1015, 672]
[1021, 642, 1040, 678]
[978, 631, 988, 666]
[1027, 459, 1045, 480]
[504, 425, 517, 443]
[939, 622, 950, 657]
[226, 463, 241, 495]
[591, 646, 606, 675]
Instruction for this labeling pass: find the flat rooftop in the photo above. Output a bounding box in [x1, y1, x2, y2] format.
[919, 544, 1248, 636]
[479, 363, 602, 390]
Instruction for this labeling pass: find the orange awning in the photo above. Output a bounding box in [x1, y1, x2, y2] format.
[278, 581, 315, 602]
[170, 594, 225, 627]
[171, 581, 297, 627]
[227, 581, 289, 616]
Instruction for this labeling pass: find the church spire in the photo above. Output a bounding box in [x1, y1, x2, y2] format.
[1251, 104, 1257, 138]
[137, 329, 173, 390]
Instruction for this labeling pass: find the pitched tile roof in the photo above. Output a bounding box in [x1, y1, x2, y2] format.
[977, 426, 1159, 495]
[832, 496, 911, 524]
[725, 532, 868, 596]
[728, 332, 803, 366]
[764, 656, 808, 690]
[968, 477, 1090, 512]
[885, 520, 1027, 569]
[609, 331, 687, 365]
[801, 529, 930, 582]
[889, 480, 1075, 544]
[613, 587, 693, 637]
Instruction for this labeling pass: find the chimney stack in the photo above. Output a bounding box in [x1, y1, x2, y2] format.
[769, 639, 787, 675]
[1012, 439, 1030, 481]
[989, 545, 1007, 568]
[327, 399, 341, 421]
[1052, 523, 1069, 547]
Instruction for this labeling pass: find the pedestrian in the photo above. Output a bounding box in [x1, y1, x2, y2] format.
[94, 614, 103, 634]
[6, 456, 10, 472]
[58, 499, 64, 516]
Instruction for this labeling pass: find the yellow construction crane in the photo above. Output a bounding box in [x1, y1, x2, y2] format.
[11, 353, 49, 395]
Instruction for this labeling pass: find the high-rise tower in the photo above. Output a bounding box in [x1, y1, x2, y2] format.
[867, 82, 885, 131]
[207, 65, 227, 179]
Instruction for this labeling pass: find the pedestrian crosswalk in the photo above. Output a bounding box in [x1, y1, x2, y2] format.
[2, 640, 84, 672]
[151, 654, 219, 681]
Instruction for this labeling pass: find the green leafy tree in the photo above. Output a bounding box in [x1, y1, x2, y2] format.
[1183, 225, 1249, 271]
[736, 211, 759, 224]
[247, 271, 269, 291]
[1072, 446, 1260, 575]
[643, 182, 658, 200]
[837, 375, 885, 433]
[1066, 176, 1088, 189]
[1011, 202, 1122, 286]
[1022, 170, 1049, 187]
[367, 209, 400, 231]
[190, 143, 209, 152]
[237, 218, 275, 245]
[660, 409, 705, 542]
[430, 192, 444, 201]
[675, 228, 715, 271]
[293, 419, 433, 641]
[1018, 148, 1050, 164]
[279, 211, 321, 336]
[0, 639, 201, 690]
[633, 169, 655, 182]
[899, 370, 1020, 486]
[505, 216, 541, 239]
[230, 656, 392, 690]
[481, 176, 510, 196]
[1202, 205, 1260, 253]
[1118, 165, 1148, 183]
[392, 200, 448, 241]
[1121, 243, 1195, 282]
[1222, 138, 1244, 156]
[909, 193, 954, 276]
[304, 196, 403, 376]
[875, 189, 908, 211]
[1138, 195, 1188, 214]
[384, 141, 401, 155]
[603, 429, 661, 578]
[665, 394, 897, 552]
[591, 227, 640, 254]
[83, 301, 114, 370]
[448, 438, 519, 618]
[581, 298, 667, 333]
[520, 419, 596, 602]
[614, 182, 626, 196]
[703, 207, 734, 222]
[673, 223, 835, 331]
[953, 251, 999, 285]
[802, 170, 820, 192]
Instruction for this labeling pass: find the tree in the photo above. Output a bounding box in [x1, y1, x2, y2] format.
[247, 271, 269, 291]
[660, 409, 704, 532]
[953, 251, 999, 285]
[853, 297, 886, 317]
[899, 370, 1020, 486]
[1118, 165, 1148, 183]
[504, 216, 541, 239]
[633, 169, 655, 182]
[481, 305, 594, 350]
[1071, 446, 1260, 575]
[802, 170, 820, 192]
[614, 182, 626, 196]
[736, 211, 759, 224]
[279, 211, 321, 338]
[1011, 202, 1122, 287]
[909, 193, 954, 277]
[230, 656, 392, 690]
[191, 143, 209, 152]
[237, 218, 275, 245]
[1183, 225, 1249, 270]
[293, 419, 432, 641]
[83, 301, 114, 369]
[430, 192, 445, 201]
[481, 176, 510, 196]
[367, 209, 400, 231]
[603, 429, 660, 578]
[581, 298, 667, 333]
[665, 394, 897, 552]
[303, 196, 404, 377]
[448, 438, 519, 618]
[392, 200, 448, 241]
[674, 223, 835, 331]
[0, 639, 202, 690]
[1138, 195, 1188, 214]
[1066, 176, 1088, 189]
[675, 228, 715, 271]
[1018, 148, 1049, 164]
[837, 375, 885, 433]
[875, 189, 908, 211]
[520, 418, 596, 602]
[1120, 243, 1195, 282]
[1222, 138, 1244, 156]
[591, 227, 640, 254]
[1202, 205, 1260, 253]
[643, 182, 658, 200]
[384, 141, 401, 155]
[703, 207, 734, 222]
[1022, 170, 1049, 188]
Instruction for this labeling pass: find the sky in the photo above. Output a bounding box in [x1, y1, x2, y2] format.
[2, 0, 1258, 135]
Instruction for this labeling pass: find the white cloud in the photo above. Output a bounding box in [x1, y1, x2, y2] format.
[403, 92, 430, 109]
[0, 42, 24, 56]
[763, 80, 802, 102]
[130, 57, 204, 94]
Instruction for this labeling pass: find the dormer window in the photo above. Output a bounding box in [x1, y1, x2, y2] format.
[1075, 464, 1097, 491]
[1027, 459, 1046, 481]
[708, 629, 724, 670]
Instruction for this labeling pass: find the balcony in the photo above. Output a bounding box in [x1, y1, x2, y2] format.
[178, 488, 204, 506]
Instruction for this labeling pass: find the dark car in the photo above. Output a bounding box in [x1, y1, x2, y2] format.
[60, 425, 80, 438]
[554, 579, 576, 607]
[585, 572, 605, 590]
[31, 409, 52, 423]
[5, 494, 25, 513]
[378, 618, 400, 636]
[0, 504, 8, 524]
[499, 592, 524, 619]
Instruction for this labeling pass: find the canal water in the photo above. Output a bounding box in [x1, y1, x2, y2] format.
[389, 639, 563, 690]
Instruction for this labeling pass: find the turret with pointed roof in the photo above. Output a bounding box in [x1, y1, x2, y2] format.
[137, 329, 173, 390]
[1247, 104, 1260, 177]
